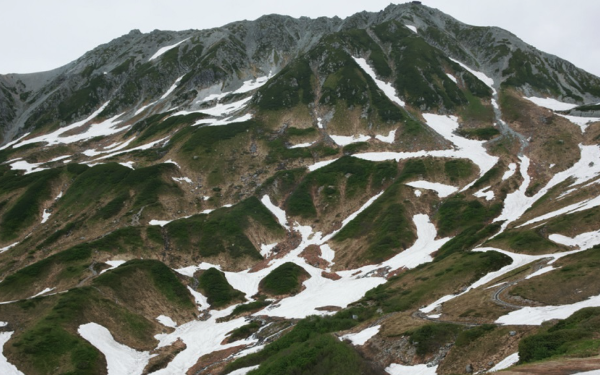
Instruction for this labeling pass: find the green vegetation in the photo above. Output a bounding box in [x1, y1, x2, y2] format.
[60, 163, 181, 212]
[229, 300, 272, 318]
[255, 58, 314, 110]
[286, 156, 397, 218]
[519, 307, 600, 363]
[436, 195, 502, 236]
[128, 112, 207, 143]
[260, 263, 309, 296]
[455, 324, 496, 347]
[95, 259, 194, 308]
[256, 168, 306, 198]
[165, 196, 284, 259]
[224, 311, 373, 374]
[363, 251, 511, 313]
[502, 49, 561, 95]
[179, 119, 254, 155]
[457, 127, 500, 140]
[197, 268, 246, 307]
[435, 223, 501, 259]
[227, 321, 261, 342]
[0, 169, 60, 240]
[12, 287, 154, 375]
[489, 229, 562, 254]
[408, 323, 462, 355]
[471, 166, 501, 190]
[444, 159, 474, 182]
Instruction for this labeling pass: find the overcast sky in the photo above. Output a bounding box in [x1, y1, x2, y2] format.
[1, 0, 599, 76]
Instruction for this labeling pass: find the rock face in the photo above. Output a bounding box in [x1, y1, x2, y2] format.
[1, 4, 600, 375]
[1, 3, 599, 145]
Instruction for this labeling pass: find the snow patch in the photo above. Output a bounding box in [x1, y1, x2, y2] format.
[228, 365, 260, 375]
[100, 260, 127, 274]
[502, 163, 517, 180]
[261, 195, 289, 229]
[474, 186, 494, 201]
[525, 266, 556, 280]
[119, 161, 135, 169]
[450, 58, 495, 93]
[549, 230, 600, 250]
[375, 129, 397, 144]
[405, 181, 457, 198]
[233, 73, 272, 94]
[149, 39, 189, 61]
[446, 73, 457, 84]
[260, 243, 277, 258]
[341, 325, 380, 346]
[172, 177, 193, 184]
[78, 322, 153, 375]
[489, 352, 519, 372]
[329, 134, 370, 146]
[414, 190, 422, 197]
[31, 287, 55, 298]
[160, 75, 185, 100]
[353, 57, 405, 107]
[405, 25, 418, 33]
[288, 142, 315, 149]
[557, 113, 600, 132]
[524, 97, 578, 111]
[187, 286, 209, 310]
[0, 242, 18, 254]
[308, 158, 338, 172]
[385, 363, 438, 375]
[156, 315, 178, 328]
[0, 332, 24, 375]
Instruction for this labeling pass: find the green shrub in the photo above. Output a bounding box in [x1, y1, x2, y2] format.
[260, 262, 309, 296]
[198, 268, 245, 307]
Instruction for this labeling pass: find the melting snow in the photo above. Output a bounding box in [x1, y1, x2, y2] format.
[13, 103, 130, 149]
[421, 247, 583, 314]
[134, 101, 158, 116]
[308, 159, 338, 172]
[78, 322, 153, 375]
[405, 181, 457, 198]
[92, 136, 169, 161]
[260, 243, 277, 258]
[160, 75, 185, 100]
[119, 161, 135, 170]
[330, 134, 370, 146]
[405, 25, 418, 33]
[496, 293, 600, 325]
[385, 363, 438, 375]
[156, 315, 178, 328]
[502, 163, 517, 180]
[228, 365, 260, 375]
[31, 287, 55, 298]
[549, 230, 600, 250]
[446, 73, 458, 84]
[233, 74, 272, 94]
[556, 113, 600, 132]
[172, 177, 193, 184]
[100, 260, 127, 275]
[149, 38, 189, 61]
[341, 325, 380, 346]
[261, 195, 289, 229]
[317, 117, 324, 129]
[489, 352, 519, 372]
[525, 266, 556, 280]
[355, 114, 498, 187]
[414, 190, 422, 197]
[289, 142, 315, 149]
[0, 332, 23, 375]
[375, 129, 397, 144]
[524, 97, 579, 111]
[450, 58, 495, 93]
[9, 159, 47, 174]
[353, 57, 405, 107]
[164, 159, 181, 168]
[187, 286, 210, 310]
[0, 242, 18, 254]
[0, 132, 30, 151]
[474, 186, 495, 201]
[520, 195, 600, 228]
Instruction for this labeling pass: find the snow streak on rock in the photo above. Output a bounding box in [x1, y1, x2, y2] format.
[405, 181, 457, 198]
[149, 39, 189, 61]
[353, 57, 406, 107]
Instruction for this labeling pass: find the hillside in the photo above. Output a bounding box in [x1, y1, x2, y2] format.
[1, 2, 600, 375]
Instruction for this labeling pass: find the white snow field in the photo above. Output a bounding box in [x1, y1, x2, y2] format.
[488, 352, 519, 372]
[354, 114, 498, 188]
[330, 134, 371, 146]
[78, 323, 154, 375]
[385, 363, 438, 375]
[524, 96, 579, 111]
[405, 181, 457, 198]
[502, 163, 517, 180]
[149, 39, 189, 61]
[0, 332, 23, 375]
[473, 186, 494, 201]
[341, 325, 380, 346]
[353, 57, 406, 107]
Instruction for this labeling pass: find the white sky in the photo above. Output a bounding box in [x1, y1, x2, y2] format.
[1, 0, 599, 77]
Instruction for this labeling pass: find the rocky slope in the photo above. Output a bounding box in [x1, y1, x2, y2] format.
[1, 3, 600, 375]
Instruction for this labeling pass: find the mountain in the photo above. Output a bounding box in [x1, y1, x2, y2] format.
[1, 2, 600, 374]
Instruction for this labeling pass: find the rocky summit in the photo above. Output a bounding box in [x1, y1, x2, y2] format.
[1, 3, 600, 375]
